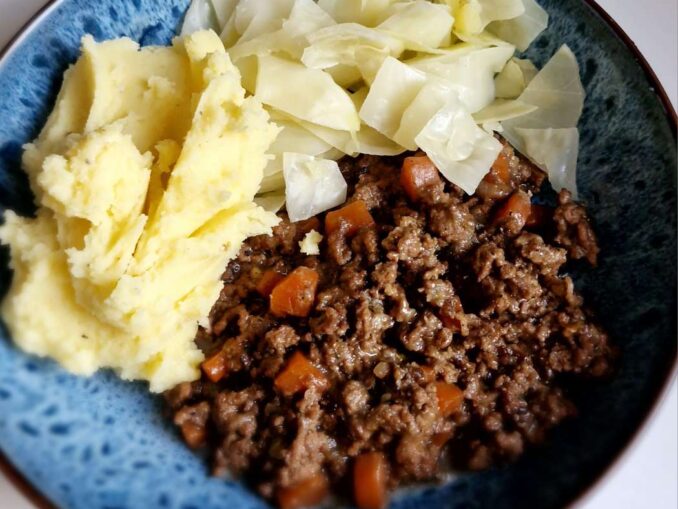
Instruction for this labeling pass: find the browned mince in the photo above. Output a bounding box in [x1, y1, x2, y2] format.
[165, 143, 615, 505]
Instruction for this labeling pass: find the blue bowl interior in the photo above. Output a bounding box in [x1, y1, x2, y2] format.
[0, 1, 675, 508]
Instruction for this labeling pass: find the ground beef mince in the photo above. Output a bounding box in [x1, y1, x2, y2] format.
[165, 143, 615, 508]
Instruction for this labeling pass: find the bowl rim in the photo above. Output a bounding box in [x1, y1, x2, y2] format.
[0, 1, 675, 508]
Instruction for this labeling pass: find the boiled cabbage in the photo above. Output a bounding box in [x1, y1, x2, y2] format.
[502, 45, 584, 130]
[319, 148, 346, 161]
[454, 29, 515, 47]
[378, 1, 454, 51]
[326, 65, 362, 88]
[351, 125, 407, 155]
[473, 98, 536, 123]
[302, 23, 404, 70]
[318, 0, 397, 26]
[290, 120, 354, 154]
[393, 80, 458, 150]
[181, 0, 220, 35]
[408, 45, 515, 112]
[488, 0, 548, 51]
[354, 45, 392, 85]
[269, 118, 334, 157]
[359, 57, 428, 138]
[294, 118, 404, 156]
[179, 0, 583, 201]
[283, 153, 348, 221]
[511, 127, 579, 197]
[228, 0, 334, 61]
[495, 59, 524, 98]
[283, 0, 336, 38]
[234, 0, 295, 41]
[494, 57, 539, 98]
[453, 1, 483, 35]
[415, 100, 503, 194]
[256, 55, 360, 131]
[220, 11, 240, 47]
[228, 31, 297, 61]
[259, 170, 285, 194]
[515, 58, 538, 83]
[255, 192, 286, 212]
[211, 0, 237, 26]
[479, 0, 525, 24]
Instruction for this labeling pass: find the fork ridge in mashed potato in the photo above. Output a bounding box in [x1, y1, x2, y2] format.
[0, 30, 280, 392]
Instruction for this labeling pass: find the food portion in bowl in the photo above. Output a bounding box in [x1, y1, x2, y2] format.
[0, 30, 281, 392]
[0, 0, 618, 507]
[166, 147, 614, 508]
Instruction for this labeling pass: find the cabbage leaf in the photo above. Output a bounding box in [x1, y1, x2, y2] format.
[259, 169, 285, 194]
[326, 64, 363, 88]
[301, 23, 404, 70]
[354, 45, 392, 85]
[211, 0, 237, 26]
[510, 127, 579, 197]
[495, 59, 524, 98]
[294, 118, 404, 156]
[234, 0, 295, 42]
[393, 80, 458, 150]
[228, 31, 297, 61]
[473, 98, 536, 123]
[319, 148, 346, 161]
[283, 0, 336, 38]
[256, 55, 360, 131]
[318, 0, 397, 26]
[255, 192, 286, 212]
[269, 118, 334, 157]
[228, 0, 334, 61]
[283, 153, 348, 221]
[378, 1, 455, 51]
[409, 45, 515, 113]
[351, 125, 407, 155]
[359, 57, 428, 138]
[478, 0, 525, 28]
[502, 45, 584, 130]
[181, 0, 220, 35]
[494, 57, 539, 98]
[220, 11, 240, 47]
[488, 0, 548, 52]
[415, 99, 503, 194]
[515, 57, 538, 83]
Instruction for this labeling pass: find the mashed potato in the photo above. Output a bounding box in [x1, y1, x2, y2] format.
[0, 30, 280, 392]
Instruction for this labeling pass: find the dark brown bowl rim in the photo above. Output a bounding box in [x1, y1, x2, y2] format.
[0, 1, 676, 508]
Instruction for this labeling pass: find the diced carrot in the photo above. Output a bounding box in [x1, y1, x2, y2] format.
[354, 452, 389, 509]
[270, 267, 319, 317]
[257, 269, 285, 297]
[180, 422, 206, 449]
[277, 473, 329, 509]
[493, 190, 532, 226]
[431, 431, 453, 448]
[325, 200, 375, 236]
[440, 300, 464, 332]
[400, 156, 441, 201]
[440, 313, 462, 332]
[274, 351, 327, 396]
[526, 204, 552, 228]
[486, 150, 510, 185]
[435, 382, 464, 418]
[420, 365, 436, 383]
[201, 350, 227, 383]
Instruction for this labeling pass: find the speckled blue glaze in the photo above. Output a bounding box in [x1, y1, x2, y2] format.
[0, 1, 675, 508]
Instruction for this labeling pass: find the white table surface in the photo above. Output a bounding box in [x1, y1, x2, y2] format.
[0, 0, 676, 508]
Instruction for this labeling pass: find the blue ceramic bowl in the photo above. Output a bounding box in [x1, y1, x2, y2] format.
[0, 1, 675, 508]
